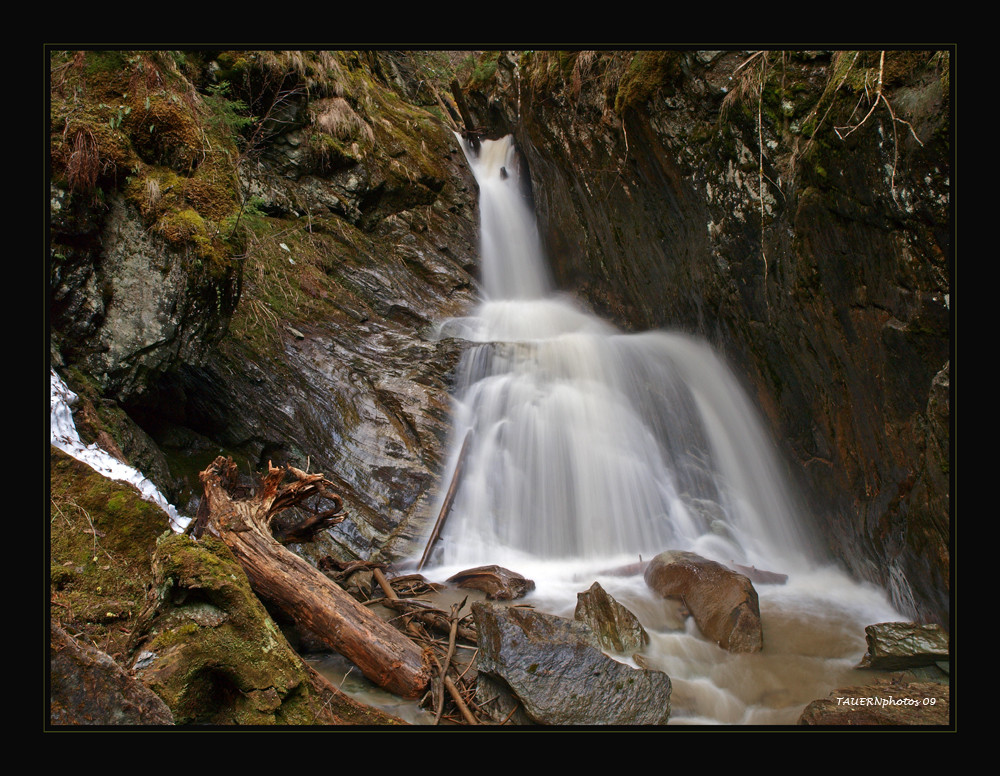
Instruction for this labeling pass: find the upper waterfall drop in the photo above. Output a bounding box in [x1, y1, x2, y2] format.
[462, 134, 552, 301]
[432, 134, 817, 575]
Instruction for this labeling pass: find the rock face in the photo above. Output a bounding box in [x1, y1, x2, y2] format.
[798, 678, 949, 726]
[575, 581, 649, 654]
[49, 51, 480, 564]
[644, 550, 763, 653]
[857, 621, 949, 670]
[459, 50, 951, 625]
[50, 620, 175, 726]
[472, 602, 671, 725]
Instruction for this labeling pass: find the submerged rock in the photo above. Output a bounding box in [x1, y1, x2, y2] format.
[644, 550, 762, 653]
[472, 601, 671, 725]
[574, 581, 649, 654]
[856, 622, 950, 670]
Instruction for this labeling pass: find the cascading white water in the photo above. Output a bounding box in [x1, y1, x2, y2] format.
[50, 369, 189, 532]
[432, 136, 815, 576]
[424, 135, 906, 725]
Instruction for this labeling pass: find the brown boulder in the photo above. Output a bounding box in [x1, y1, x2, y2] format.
[644, 550, 762, 653]
[856, 622, 949, 670]
[447, 565, 535, 600]
[50, 620, 175, 726]
[798, 679, 949, 726]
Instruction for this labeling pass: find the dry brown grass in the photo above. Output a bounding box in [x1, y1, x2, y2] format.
[313, 96, 374, 144]
[64, 127, 101, 194]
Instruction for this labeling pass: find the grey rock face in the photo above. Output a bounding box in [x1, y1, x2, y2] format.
[50, 620, 175, 726]
[473, 601, 671, 725]
[52, 193, 237, 403]
[574, 581, 649, 654]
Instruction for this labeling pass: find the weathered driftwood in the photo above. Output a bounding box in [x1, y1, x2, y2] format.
[728, 562, 788, 586]
[379, 597, 478, 643]
[418, 430, 472, 571]
[197, 456, 430, 699]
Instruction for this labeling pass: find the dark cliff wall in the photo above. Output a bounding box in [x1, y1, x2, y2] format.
[460, 50, 951, 624]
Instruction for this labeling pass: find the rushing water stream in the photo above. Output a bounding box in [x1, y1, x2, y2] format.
[419, 135, 903, 724]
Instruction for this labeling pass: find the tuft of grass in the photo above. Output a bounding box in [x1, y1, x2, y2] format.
[64, 127, 101, 195]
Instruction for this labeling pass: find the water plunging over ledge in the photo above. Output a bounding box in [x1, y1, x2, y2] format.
[422, 135, 902, 724]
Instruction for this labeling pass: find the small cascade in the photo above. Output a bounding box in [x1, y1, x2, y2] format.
[50, 369, 189, 532]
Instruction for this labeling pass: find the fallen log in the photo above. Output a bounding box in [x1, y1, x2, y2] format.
[728, 562, 788, 586]
[197, 456, 430, 699]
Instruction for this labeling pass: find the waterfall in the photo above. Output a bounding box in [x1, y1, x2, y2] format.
[431, 135, 815, 575]
[426, 136, 904, 725]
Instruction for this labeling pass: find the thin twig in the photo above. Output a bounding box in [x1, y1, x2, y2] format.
[444, 675, 478, 725]
[500, 702, 521, 725]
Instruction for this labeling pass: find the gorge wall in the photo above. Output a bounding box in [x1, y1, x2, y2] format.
[48, 49, 951, 626]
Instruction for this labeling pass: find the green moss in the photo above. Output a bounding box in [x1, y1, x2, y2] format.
[51, 49, 245, 280]
[50, 447, 170, 658]
[468, 51, 500, 89]
[614, 51, 681, 114]
[82, 50, 128, 77]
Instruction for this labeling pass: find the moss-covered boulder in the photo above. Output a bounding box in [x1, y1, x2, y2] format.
[49, 446, 169, 660]
[131, 532, 403, 725]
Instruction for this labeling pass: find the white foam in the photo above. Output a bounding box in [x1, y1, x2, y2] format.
[50, 369, 189, 532]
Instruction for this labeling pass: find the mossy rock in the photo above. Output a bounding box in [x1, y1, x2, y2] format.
[49, 447, 169, 660]
[50, 50, 245, 279]
[614, 51, 682, 114]
[132, 533, 403, 725]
